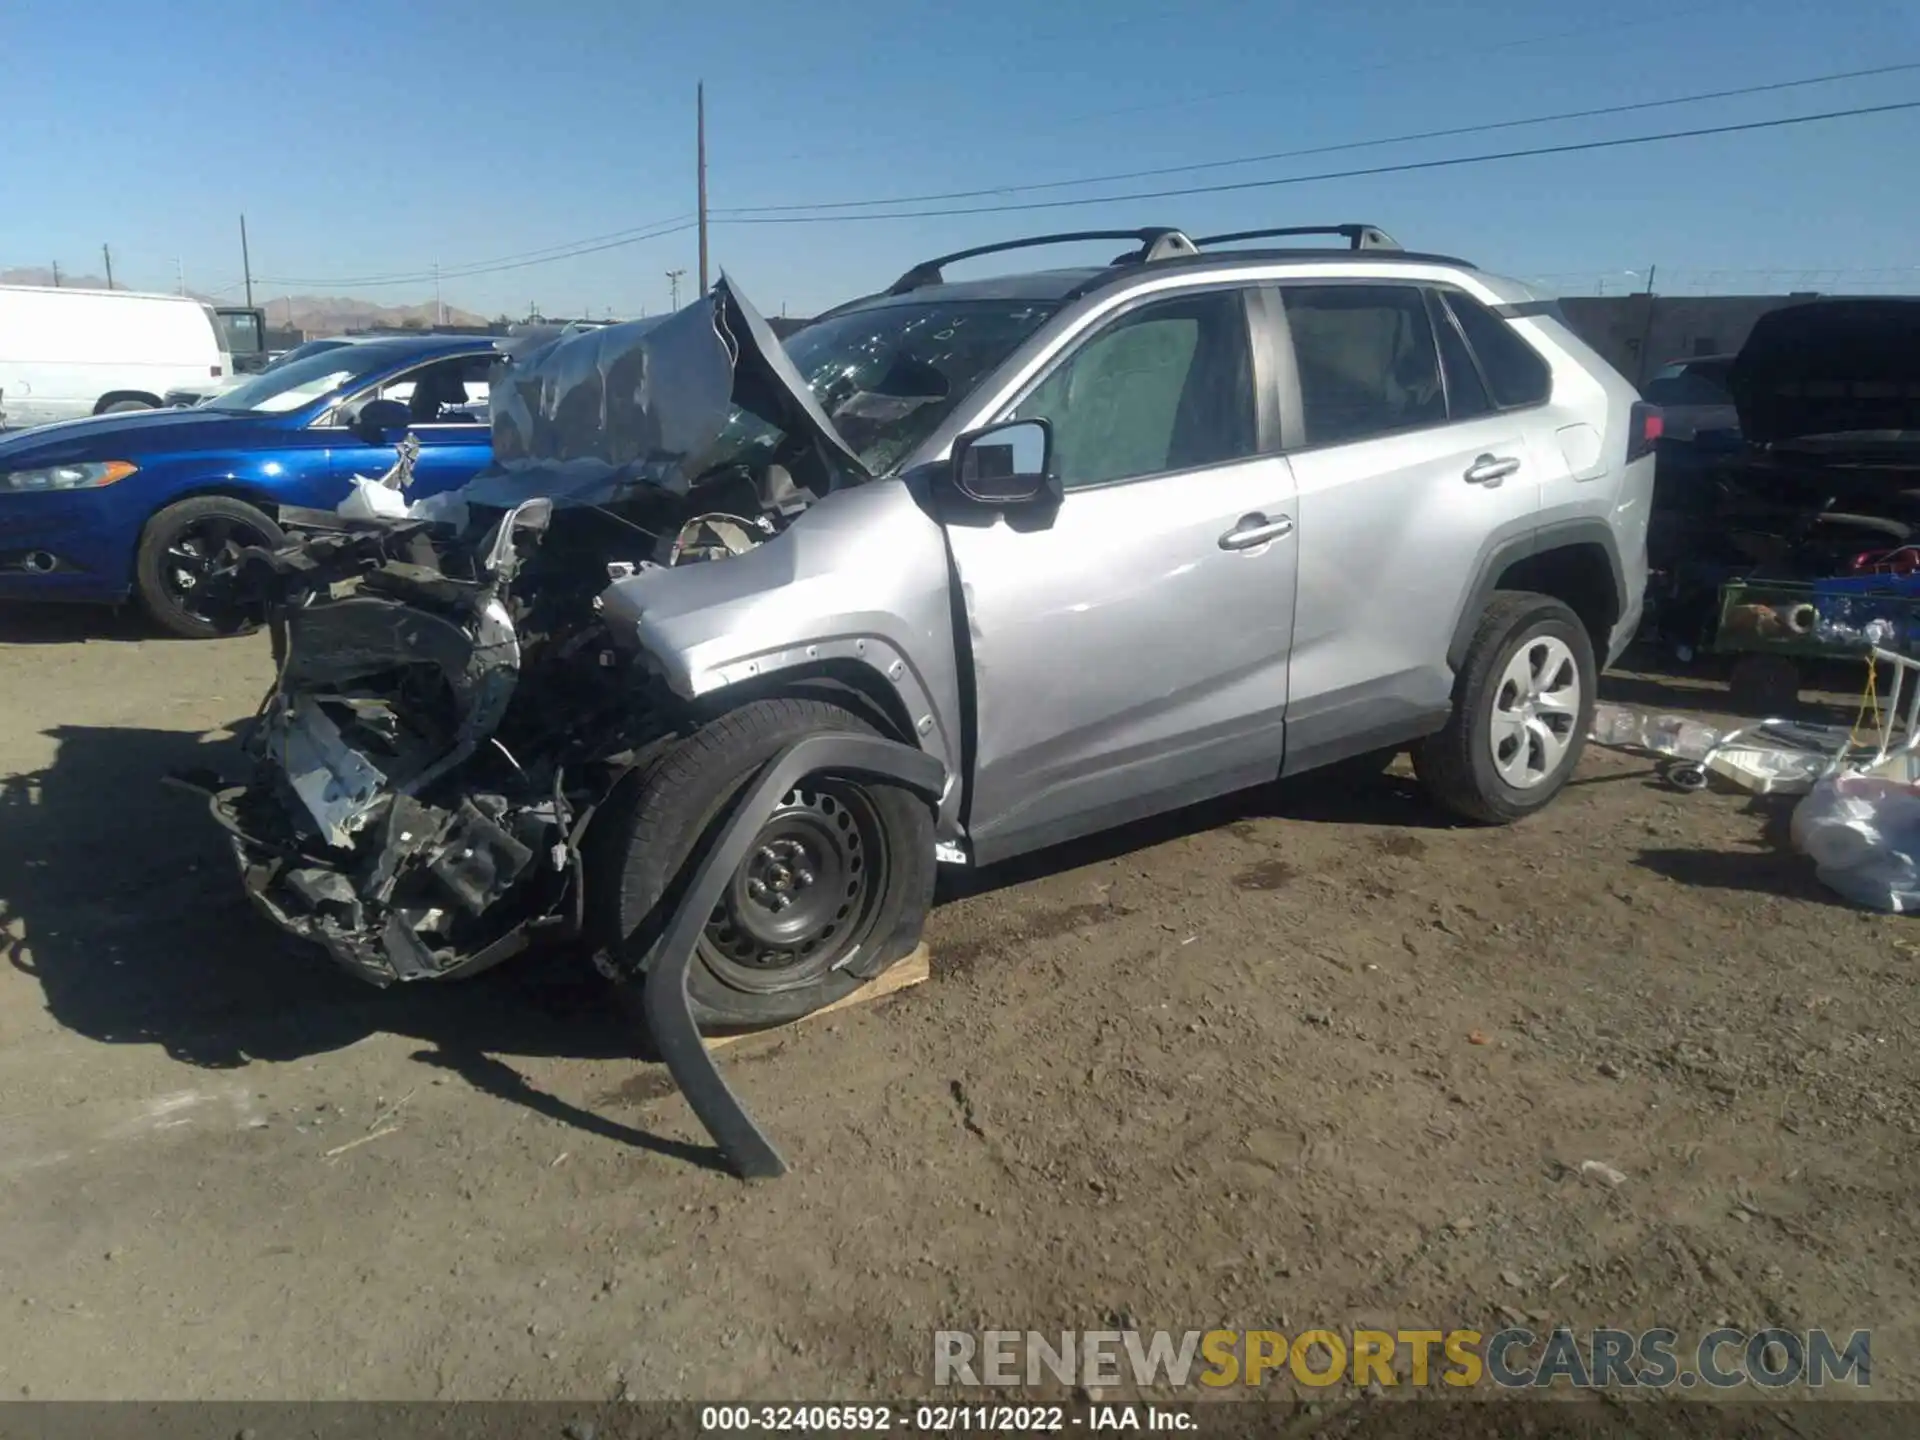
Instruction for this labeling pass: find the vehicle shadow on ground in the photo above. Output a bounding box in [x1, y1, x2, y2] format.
[1600, 644, 1865, 725]
[0, 603, 155, 646]
[1632, 793, 1856, 910]
[1, 720, 1668, 1161]
[937, 763, 1455, 905]
[0, 720, 750, 1169]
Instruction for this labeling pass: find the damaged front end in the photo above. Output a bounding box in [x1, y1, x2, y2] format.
[193, 277, 869, 985]
[204, 498, 597, 984]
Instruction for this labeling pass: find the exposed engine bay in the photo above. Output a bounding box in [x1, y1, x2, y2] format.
[194, 278, 872, 985]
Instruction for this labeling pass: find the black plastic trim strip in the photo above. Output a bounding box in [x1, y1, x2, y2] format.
[642, 733, 946, 1180]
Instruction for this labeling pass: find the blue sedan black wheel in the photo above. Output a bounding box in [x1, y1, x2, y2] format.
[133, 495, 285, 640]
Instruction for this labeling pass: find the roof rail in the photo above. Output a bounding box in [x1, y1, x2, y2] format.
[1193, 224, 1401, 252]
[886, 228, 1194, 294]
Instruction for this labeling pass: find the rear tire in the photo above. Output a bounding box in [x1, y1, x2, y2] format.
[589, 697, 936, 1029]
[134, 495, 283, 640]
[1415, 592, 1596, 824]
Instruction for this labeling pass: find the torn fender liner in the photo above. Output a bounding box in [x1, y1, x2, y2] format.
[645, 732, 945, 1180]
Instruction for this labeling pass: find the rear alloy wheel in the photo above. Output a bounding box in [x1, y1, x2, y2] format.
[1487, 635, 1583, 790]
[134, 495, 284, 639]
[1415, 592, 1596, 824]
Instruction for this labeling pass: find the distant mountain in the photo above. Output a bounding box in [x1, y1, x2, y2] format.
[259, 294, 490, 336]
[0, 268, 486, 336]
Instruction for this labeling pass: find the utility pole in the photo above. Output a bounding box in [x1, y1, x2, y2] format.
[175, 257, 186, 295]
[51, 261, 61, 288]
[696, 81, 709, 297]
[666, 268, 685, 310]
[239, 214, 254, 309]
[1633, 263, 1658, 387]
[434, 261, 443, 326]
[101, 244, 114, 289]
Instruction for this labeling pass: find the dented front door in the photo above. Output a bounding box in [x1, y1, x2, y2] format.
[943, 284, 1297, 865]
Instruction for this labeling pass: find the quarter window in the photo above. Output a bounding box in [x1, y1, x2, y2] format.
[1441, 291, 1551, 408]
[1430, 294, 1492, 421]
[1010, 289, 1256, 488]
[1281, 285, 1445, 447]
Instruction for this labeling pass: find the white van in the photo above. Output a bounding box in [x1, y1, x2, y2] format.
[0, 285, 233, 429]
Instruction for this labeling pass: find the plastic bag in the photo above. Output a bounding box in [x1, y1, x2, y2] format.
[1790, 773, 1920, 913]
[336, 475, 412, 521]
[1589, 702, 1719, 760]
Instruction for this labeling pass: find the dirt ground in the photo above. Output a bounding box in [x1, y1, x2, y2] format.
[0, 601, 1915, 1416]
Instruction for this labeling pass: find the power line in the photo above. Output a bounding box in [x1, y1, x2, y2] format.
[1039, 2, 1740, 128]
[716, 61, 1920, 216]
[712, 99, 1920, 226]
[754, 0, 1738, 168]
[262, 215, 695, 289]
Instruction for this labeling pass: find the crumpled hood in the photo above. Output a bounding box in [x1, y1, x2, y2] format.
[1729, 299, 1920, 446]
[470, 273, 868, 511]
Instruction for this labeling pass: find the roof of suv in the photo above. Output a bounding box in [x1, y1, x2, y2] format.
[816, 224, 1480, 319]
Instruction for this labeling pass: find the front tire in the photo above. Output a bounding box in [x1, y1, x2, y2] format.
[1415, 592, 1595, 824]
[590, 697, 937, 1029]
[134, 495, 284, 640]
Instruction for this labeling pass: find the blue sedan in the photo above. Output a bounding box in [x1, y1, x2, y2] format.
[0, 334, 499, 637]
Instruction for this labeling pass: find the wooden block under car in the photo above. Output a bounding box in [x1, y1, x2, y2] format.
[704, 943, 931, 1052]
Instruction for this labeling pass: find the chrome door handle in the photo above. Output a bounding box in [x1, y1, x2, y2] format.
[1464, 454, 1521, 486]
[1219, 513, 1294, 550]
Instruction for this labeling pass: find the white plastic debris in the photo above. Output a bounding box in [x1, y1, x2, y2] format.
[1790, 772, 1920, 913]
[337, 476, 413, 521]
[1705, 744, 1831, 795]
[1590, 702, 1719, 760]
[1579, 1160, 1628, 1188]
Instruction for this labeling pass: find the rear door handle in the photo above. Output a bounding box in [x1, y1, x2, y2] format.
[1219, 513, 1294, 550]
[1464, 454, 1521, 486]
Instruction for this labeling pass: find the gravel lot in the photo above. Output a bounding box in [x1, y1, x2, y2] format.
[0, 603, 1914, 1415]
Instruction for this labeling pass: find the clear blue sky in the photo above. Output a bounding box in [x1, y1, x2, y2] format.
[5, 0, 1918, 319]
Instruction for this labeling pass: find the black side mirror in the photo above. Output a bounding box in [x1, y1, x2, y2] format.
[949, 418, 1058, 506]
[351, 397, 412, 445]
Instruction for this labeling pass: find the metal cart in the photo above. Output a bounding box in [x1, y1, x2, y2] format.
[1711, 577, 1920, 712]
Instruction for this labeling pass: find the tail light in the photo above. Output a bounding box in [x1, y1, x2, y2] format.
[1627, 401, 1663, 462]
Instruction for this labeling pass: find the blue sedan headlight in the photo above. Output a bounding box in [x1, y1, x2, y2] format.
[0, 460, 138, 492]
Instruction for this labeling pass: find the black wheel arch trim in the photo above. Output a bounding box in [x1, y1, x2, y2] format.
[1446, 518, 1627, 672]
[641, 732, 945, 1180]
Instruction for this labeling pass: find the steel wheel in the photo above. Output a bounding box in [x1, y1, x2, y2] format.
[698, 781, 890, 993]
[1488, 635, 1581, 789]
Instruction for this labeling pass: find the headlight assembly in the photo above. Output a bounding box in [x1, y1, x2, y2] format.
[0, 460, 138, 492]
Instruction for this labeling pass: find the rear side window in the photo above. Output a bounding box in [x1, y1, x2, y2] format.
[1281, 284, 1445, 447]
[1441, 292, 1551, 408]
[1428, 293, 1492, 421]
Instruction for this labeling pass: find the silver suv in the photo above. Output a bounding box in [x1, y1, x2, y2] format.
[199, 223, 1655, 1030]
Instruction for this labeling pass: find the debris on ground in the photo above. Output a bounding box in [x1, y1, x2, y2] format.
[1579, 1160, 1629, 1188]
[1792, 771, 1920, 912]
